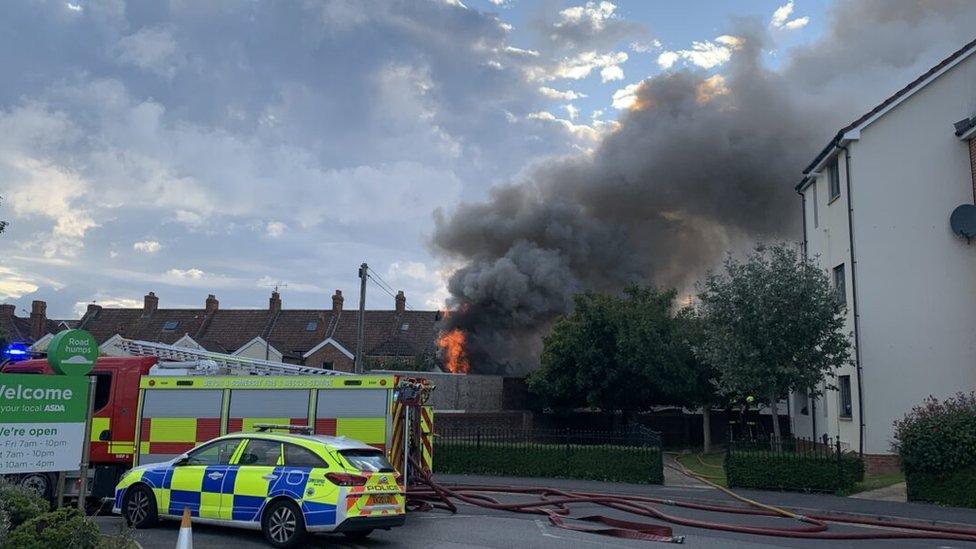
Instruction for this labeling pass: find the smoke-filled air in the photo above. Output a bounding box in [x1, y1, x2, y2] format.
[432, 0, 976, 374]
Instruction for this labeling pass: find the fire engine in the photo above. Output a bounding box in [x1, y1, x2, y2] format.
[0, 338, 434, 508]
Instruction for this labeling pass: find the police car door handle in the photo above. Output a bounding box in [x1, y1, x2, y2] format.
[207, 472, 224, 480]
[262, 474, 278, 481]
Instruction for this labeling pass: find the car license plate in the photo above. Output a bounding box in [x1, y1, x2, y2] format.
[372, 494, 396, 505]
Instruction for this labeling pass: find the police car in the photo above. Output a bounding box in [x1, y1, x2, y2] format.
[113, 426, 405, 548]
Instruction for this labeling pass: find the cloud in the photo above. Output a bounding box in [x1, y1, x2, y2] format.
[545, 1, 643, 52]
[770, 1, 810, 31]
[265, 221, 286, 238]
[72, 296, 141, 316]
[552, 50, 628, 80]
[166, 268, 206, 280]
[562, 104, 579, 120]
[630, 39, 662, 53]
[526, 111, 617, 144]
[657, 35, 742, 70]
[0, 267, 40, 300]
[538, 87, 587, 100]
[114, 27, 181, 77]
[611, 82, 641, 110]
[133, 240, 161, 254]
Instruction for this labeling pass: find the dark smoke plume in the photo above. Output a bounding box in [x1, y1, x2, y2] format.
[432, 1, 976, 374]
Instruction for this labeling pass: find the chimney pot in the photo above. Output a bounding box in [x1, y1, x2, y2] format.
[332, 290, 344, 314]
[29, 300, 47, 341]
[269, 291, 282, 313]
[144, 291, 159, 314]
[395, 290, 406, 314]
[205, 294, 219, 314]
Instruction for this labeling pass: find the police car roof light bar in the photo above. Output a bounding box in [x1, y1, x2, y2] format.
[253, 423, 314, 434]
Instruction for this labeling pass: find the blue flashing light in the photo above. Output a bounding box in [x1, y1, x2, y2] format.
[2, 342, 30, 362]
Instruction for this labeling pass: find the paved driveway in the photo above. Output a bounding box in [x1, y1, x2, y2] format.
[98, 474, 976, 548]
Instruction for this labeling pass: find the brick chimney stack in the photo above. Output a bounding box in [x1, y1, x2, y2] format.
[395, 290, 406, 314]
[205, 294, 219, 314]
[29, 300, 46, 341]
[86, 303, 102, 317]
[144, 292, 158, 314]
[332, 290, 344, 314]
[0, 304, 14, 318]
[269, 291, 282, 313]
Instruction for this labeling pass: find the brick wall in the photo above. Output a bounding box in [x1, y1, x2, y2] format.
[304, 344, 355, 372]
[863, 453, 902, 476]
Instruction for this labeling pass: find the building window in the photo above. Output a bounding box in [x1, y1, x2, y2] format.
[832, 264, 846, 307]
[322, 361, 334, 370]
[305, 321, 317, 332]
[812, 184, 819, 228]
[828, 158, 841, 201]
[162, 321, 179, 331]
[838, 375, 853, 419]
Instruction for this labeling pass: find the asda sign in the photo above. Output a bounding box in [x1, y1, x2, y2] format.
[0, 374, 90, 474]
[47, 329, 98, 376]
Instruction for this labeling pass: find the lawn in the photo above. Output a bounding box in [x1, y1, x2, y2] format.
[846, 471, 905, 495]
[673, 451, 727, 487]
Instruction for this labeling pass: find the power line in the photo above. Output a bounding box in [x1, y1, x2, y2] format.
[367, 273, 416, 311]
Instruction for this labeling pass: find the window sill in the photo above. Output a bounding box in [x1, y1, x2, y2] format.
[828, 194, 841, 205]
[839, 416, 853, 421]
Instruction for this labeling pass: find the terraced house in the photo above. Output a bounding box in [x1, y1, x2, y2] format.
[16, 289, 441, 372]
[792, 38, 976, 471]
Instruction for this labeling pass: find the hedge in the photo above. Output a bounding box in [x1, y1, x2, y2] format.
[905, 465, 976, 508]
[894, 392, 976, 507]
[725, 450, 864, 493]
[434, 441, 663, 484]
[1, 508, 101, 549]
[0, 480, 49, 529]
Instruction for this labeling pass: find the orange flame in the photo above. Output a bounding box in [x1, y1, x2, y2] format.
[437, 328, 470, 374]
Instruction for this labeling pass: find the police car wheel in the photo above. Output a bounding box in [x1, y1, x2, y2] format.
[262, 500, 306, 548]
[123, 485, 158, 528]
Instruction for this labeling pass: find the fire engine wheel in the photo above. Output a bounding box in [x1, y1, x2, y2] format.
[262, 499, 307, 549]
[18, 473, 53, 501]
[123, 485, 158, 528]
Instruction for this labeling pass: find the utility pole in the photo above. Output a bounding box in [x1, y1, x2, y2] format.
[355, 263, 367, 374]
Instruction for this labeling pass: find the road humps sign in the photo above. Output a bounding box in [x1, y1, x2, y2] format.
[47, 329, 98, 376]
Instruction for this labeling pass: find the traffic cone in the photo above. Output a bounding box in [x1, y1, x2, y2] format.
[175, 506, 193, 549]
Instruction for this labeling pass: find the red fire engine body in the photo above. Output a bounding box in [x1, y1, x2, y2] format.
[2, 356, 158, 501]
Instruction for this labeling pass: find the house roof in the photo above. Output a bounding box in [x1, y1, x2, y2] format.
[798, 37, 976, 189]
[0, 313, 63, 343]
[76, 295, 442, 361]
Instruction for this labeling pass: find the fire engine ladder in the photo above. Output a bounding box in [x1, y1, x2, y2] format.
[116, 337, 349, 376]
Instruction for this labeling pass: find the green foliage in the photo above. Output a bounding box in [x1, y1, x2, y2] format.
[905, 465, 976, 508]
[894, 392, 976, 507]
[2, 508, 100, 549]
[528, 286, 700, 413]
[893, 392, 976, 474]
[0, 480, 48, 528]
[725, 451, 864, 493]
[435, 441, 663, 484]
[696, 243, 851, 405]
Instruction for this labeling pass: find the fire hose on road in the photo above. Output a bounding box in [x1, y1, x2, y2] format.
[404, 455, 976, 544]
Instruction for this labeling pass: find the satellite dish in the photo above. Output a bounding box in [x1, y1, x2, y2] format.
[950, 204, 976, 243]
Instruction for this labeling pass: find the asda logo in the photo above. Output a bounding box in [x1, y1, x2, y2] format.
[0, 384, 74, 402]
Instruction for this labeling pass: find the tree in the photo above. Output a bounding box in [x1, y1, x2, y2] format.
[696, 242, 851, 441]
[673, 307, 722, 451]
[527, 286, 696, 419]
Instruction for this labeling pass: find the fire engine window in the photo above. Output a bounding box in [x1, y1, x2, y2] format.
[92, 372, 112, 412]
[284, 443, 327, 468]
[239, 439, 283, 466]
[186, 439, 241, 466]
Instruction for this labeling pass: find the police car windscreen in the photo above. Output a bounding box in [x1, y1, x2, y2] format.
[340, 449, 395, 472]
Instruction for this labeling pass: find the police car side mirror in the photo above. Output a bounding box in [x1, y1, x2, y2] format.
[173, 456, 190, 467]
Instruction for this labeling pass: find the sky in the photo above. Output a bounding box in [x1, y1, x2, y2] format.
[0, 0, 960, 319]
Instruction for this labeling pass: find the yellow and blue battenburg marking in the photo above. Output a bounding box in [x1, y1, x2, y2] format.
[114, 465, 339, 527]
